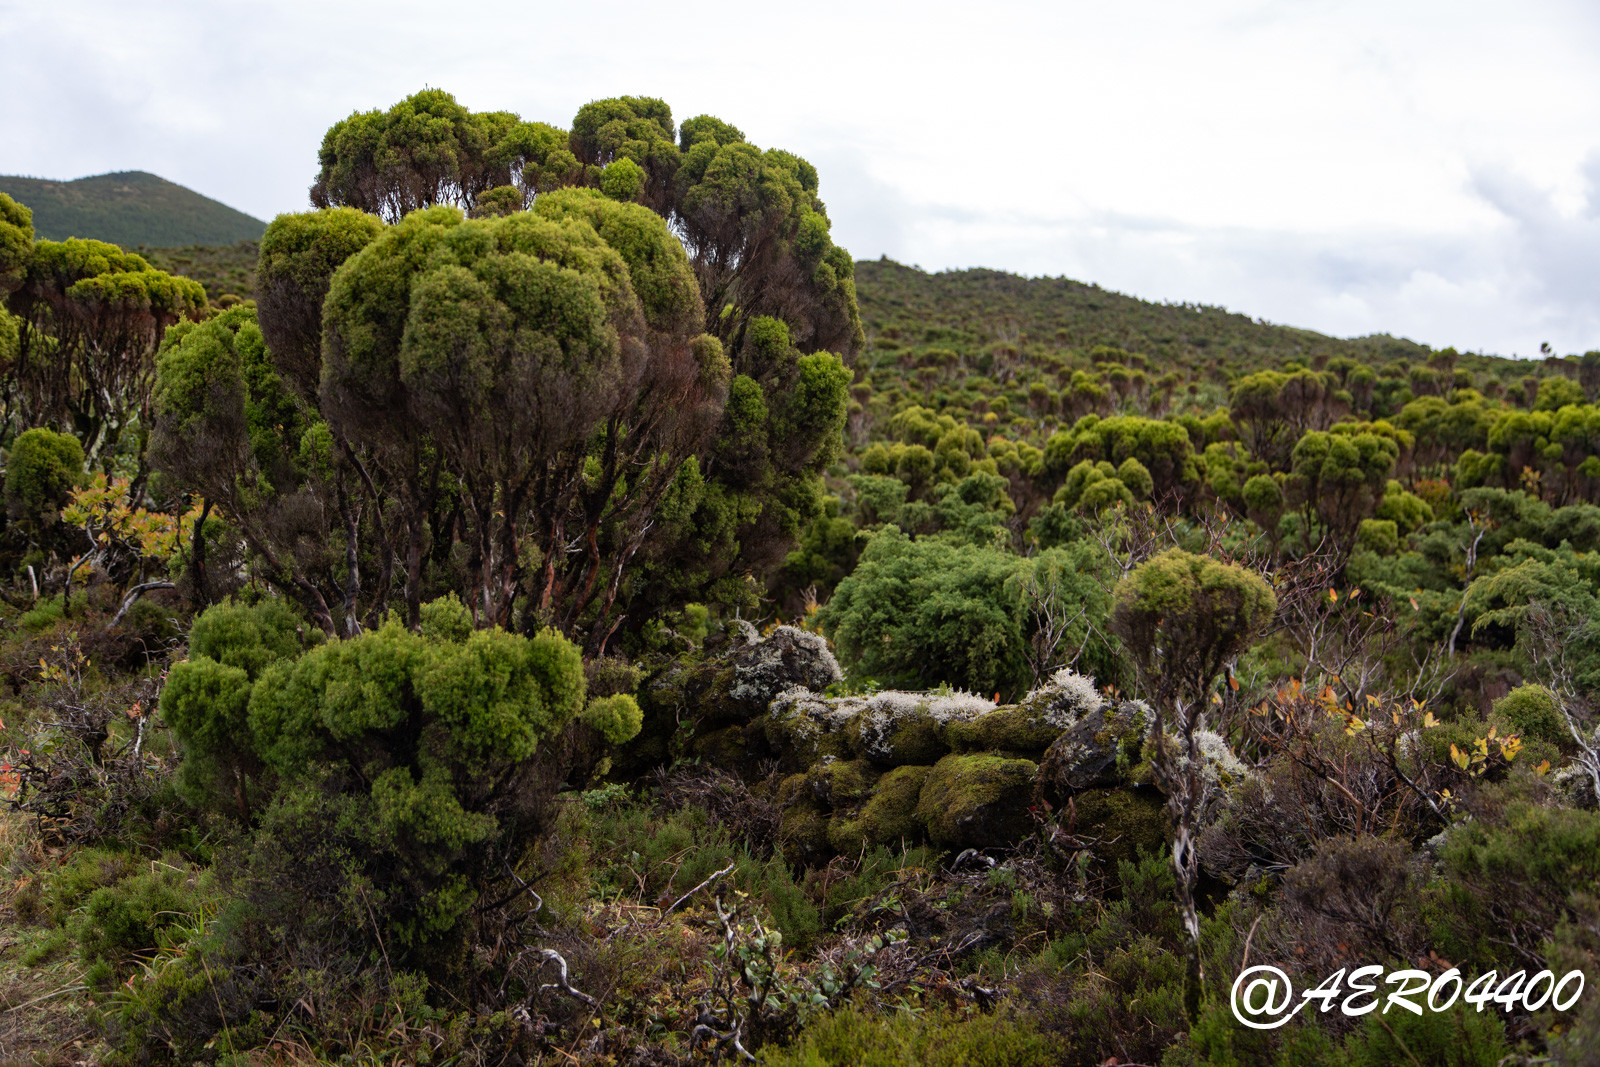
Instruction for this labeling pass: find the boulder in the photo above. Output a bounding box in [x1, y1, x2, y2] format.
[1037, 699, 1155, 803]
[644, 624, 843, 738]
[724, 626, 842, 717]
[915, 753, 1039, 849]
[763, 689, 856, 770]
[828, 764, 932, 853]
[947, 668, 1104, 755]
[845, 689, 994, 766]
[1067, 787, 1170, 866]
[804, 757, 881, 808]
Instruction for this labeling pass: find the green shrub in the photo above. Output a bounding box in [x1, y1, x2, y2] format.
[764, 1007, 1061, 1066]
[1341, 1001, 1510, 1066]
[73, 862, 208, 986]
[1490, 684, 1573, 753]
[1429, 801, 1600, 970]
[17, 590, 88, 633]
[5, 426, 84, 531]
[163, 597, 627, 958]
[32, 847, 140, 926]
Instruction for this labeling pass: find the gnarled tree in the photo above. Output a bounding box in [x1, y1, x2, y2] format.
[1110, 548, 1276, 1019]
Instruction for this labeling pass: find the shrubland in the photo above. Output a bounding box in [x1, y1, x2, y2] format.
[0, 86, 1597, 1065]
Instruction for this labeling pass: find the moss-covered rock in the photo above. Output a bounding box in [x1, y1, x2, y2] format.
[915, 753, 1038, 849]
[828, 764, 932, 853]
[806, 757, 881, 809]
[776, 772, 810, 809]
[846, 690, 994, 766]
[946, 672, 1098, 754]
[1552, 765, 1598, 810]
[691, 723, 756, 772]
[636, 625, 843, 766]
[949, 668, 1105, 754]
[1037, 699, 1154, 804]
[1068, 787, 1168, 867]
[764, 689, 856, 771]
[778, 803, 832, 867]
[723, 626, 842, 718]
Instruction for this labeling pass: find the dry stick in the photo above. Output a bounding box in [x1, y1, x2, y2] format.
[2, 982, 87, 1013]
[107, 580, 175, 628]
[1239, 912, 1265, 974]
[537, 950, 598, 1008]
[662, 862, 736, 918]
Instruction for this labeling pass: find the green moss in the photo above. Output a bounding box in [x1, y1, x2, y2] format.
[778, 804, 831, 864]
[1491, 684, 1574, 753]
[1038, 700, 1154, 802]
[1069, 788, 1168, 867]
[776, 772, 811, 809]
[847, 703, 948, 765]
[830, 764, 931, 852]
[807, 758, 881, 809]
[946, 700, 1071, 754]
[691, 723, 749, 768]
[914, 753, 1038, 849]
[764, 695, 851, 769]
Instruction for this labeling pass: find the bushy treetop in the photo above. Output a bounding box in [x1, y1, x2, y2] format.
[1110, 548, 1276, 713]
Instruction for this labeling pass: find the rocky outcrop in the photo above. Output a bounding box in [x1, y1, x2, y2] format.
[628, 624, 844, 774]
[1037, 699, 1154, 801]
[645, 653, 1252, 866]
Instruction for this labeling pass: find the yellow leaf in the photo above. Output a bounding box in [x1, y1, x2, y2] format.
[1536, 759, 1552, 775]
[1423, 712, 1439, 729]
[1328, 588, 1339, 602]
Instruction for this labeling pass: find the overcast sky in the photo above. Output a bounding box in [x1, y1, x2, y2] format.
[4, 0, 1598, 358]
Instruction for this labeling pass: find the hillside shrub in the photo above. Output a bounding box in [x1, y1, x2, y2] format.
[162, 594, 638, 955]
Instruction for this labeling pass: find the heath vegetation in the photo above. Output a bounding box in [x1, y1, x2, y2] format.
[0, 88, 1597, 1065]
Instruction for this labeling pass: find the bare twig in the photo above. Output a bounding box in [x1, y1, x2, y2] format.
[537, 949, 598, 1008]
[662, 862, 736, 918]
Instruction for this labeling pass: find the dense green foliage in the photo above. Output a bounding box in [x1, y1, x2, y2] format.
[162, 595, 628, 952]
[7, 87, 1600, 1067]
[1111, 549, 1276, 715]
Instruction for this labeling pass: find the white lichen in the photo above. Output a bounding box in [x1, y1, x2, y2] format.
[730, 626, 843, 707]
[1169, 728, 1250, 791]
[851, 690, 995, 763]
[1047, 668, 1105, 717]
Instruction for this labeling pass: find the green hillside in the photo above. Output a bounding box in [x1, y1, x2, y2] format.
[855, 256, 1435, 375]
[0, 170, 265, 247]
[136, 240, 259, 303]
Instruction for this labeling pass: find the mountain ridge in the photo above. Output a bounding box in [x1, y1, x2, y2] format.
[0, 170, 266, 247]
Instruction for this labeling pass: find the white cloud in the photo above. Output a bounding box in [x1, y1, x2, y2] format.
[2, 0, 1598, 356]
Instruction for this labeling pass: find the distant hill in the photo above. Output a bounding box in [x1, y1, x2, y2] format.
[852, 257, 1438, 380]
[0, 171, 266, 247]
